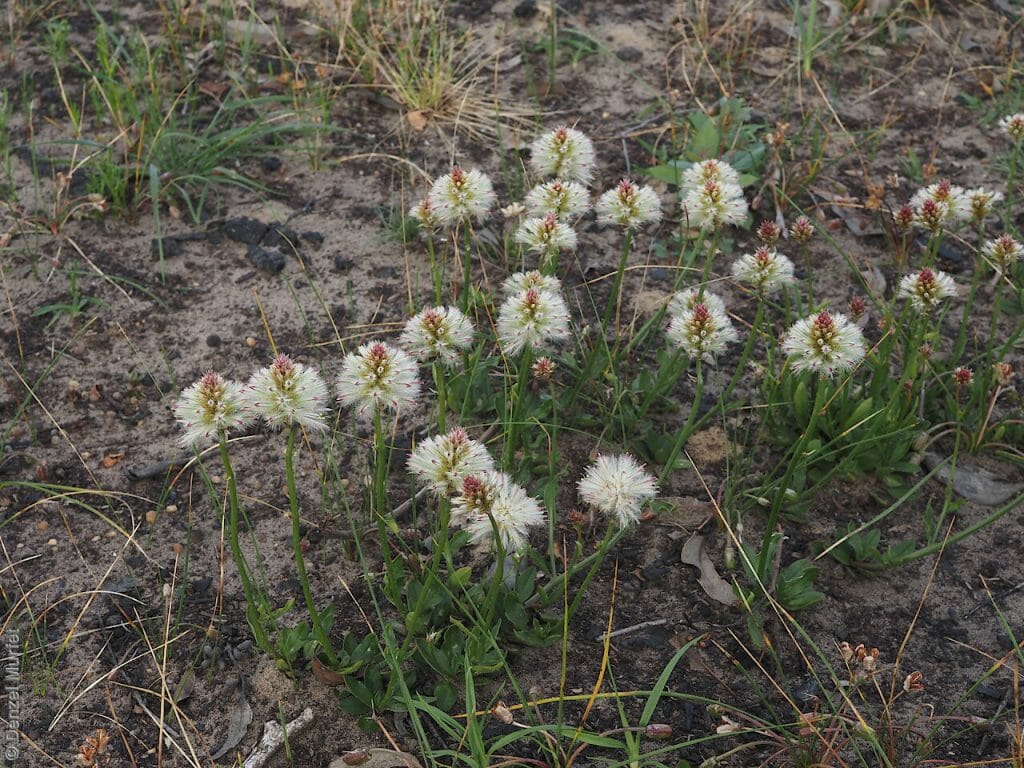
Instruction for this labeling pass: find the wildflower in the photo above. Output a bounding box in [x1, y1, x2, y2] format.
[399, 306, 475, 368]
[731, 246, 797, 295]
[577, 453, 658, 528]
[893, 204, 915, 233]
[993, 361, 1014, 387]
[848, 295, 868, 323]
[668, 287, 727, 319]
[174, 372, 249, 447]
[408, 427, 494, 497]
[781, 309, 866, 377]
[529, 126, 597, 185]
[681, 159, 740, 192]
[244, 354, 329, 432]
[667, 299, 739, 361]
[409, 196, 439, 232]
[429, 166, 496, 224]
[910, 180, 969, 230]
[755, 220, 781, 246]
[503, 269, 562, 296]
[981, 234, 1023, 280]
[953, 366, 973, 388]
[595, 179, 663, 229]
[524, 179, 590, 219]
[514, 213, 578, 260]
[501, 201, 526, 219]
[498, 286, 571, 356]
[532, 356, 555, 382]
[682, 179, 747, 231]
[336, 341, 420, 415]
[999, 113, 1024, 143]
[453, 472, 546, 555]
[966, 188, 1003, 224]
[897, 267, 957, 312]
[789, 215, 815, 243]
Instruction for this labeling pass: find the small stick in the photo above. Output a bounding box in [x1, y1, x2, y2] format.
[242, 707, 314, 768]
[598, 618, 668, 642]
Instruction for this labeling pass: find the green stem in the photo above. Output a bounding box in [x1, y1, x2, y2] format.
[218, 435, 273, 655]
[285, 427, 338, 664]
[461, 223, 473, 312]
[603, 229, 633, 335]
[533, 526, 630, 608]
[426, 235, 442, 306]
[433, 360, 447, 433]
[565, 524, 616, 620]
[756, 375, 828, 578]
[658, 360, 705, 484]
[503, 346, 533, 470]
[372, 407, 388, 517]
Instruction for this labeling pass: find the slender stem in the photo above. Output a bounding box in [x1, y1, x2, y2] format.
[461, 223, 473, 312]
[503, 346, 533, 470]
[658, 360, 705, 484]
[373, 407, 388, 517]
[426, 235, 442, 306]
[433, 360, 447, 433]
[565, 524, 616, 620]
[218, 435, 273, 655]
[533, 526, 630, 607]
[285, 427, 338, 664]
[757, 376, 827, 577]
[603, 229, 633, 334]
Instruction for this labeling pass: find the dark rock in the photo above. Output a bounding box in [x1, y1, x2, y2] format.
[333, 255, 355, 272]
[151, 237, 183, 259]
[260, 155, 283, 173]
[513, 0, 537, 18]
[247, 245, 285, 273]
[262, 222, 302, 254]
[617, 46, 642, 63]
[302, 230, 325, 247]
[646, 267, 670, 283]
[206, 334, 222, 348]
[224, 217, 268, 245]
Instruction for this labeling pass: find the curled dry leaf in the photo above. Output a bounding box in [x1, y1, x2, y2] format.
[211, 691, 253, 760]
[681, 535, 737, 607]
[329, 749, 423, 768]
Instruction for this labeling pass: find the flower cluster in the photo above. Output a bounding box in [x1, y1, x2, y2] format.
[429, 166, 496, 224]
[245, 354, 330, 432]
[408, 427, 494, 498]
[529, 126, 597, 185]
[595, 179, 662, 229]
[897, 268, 957, 312]
[908, 179, 973, 232]
[666, 288, 738, 362]
[999, 113, 1024, 143]
[400, 306, 475, 368]
[498, 275, 571, 356]
[681, 159, 747, 231]
[981, 234, 1022, 281]
[174, 371, 249, 447]
[514, 213, 578, 260]
[524, 179, 590, 220]
[731, 246, 796, 296]
[337, 341, 421, 415]
[782, 310, 866, 378]
[453, 472, 546, 555]
[577, 453, 658, 528]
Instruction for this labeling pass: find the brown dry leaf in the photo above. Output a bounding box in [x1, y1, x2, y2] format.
[312, 656, 346, 686]
[211, 692, 253, 760]
[406, 110, 429, 132]
[198, 80, 231, 100]
[329, 748, 423, 768]
[809, 183, 882, 236]
[657, 497, 710, 530]
[681, 535, 736, 606]
[101, 452, 124, 469]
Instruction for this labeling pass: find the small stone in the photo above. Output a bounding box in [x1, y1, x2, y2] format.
[91, 535, 100, 542]
[171, 542, 184, 555]
[210, 475, 222, 485]
[301, 231, 324, 247]
[260, 156, 283, 173]
[151, 237, 183, 259]
[616, 46, 642, 63]
[206, 334, 222, 348]
[35, 520, 49, 532]
[146, 510, 157, 525]
[262, 223, 301, 251]
[165, 504, 178, 514]
[223, 217, 268, 245]
[245, 337, 257, 348]
[81, 451, 92, 460]
[513, 0, 537, 18]
[333, 255, 354, 272]
[247, 244, 285, 273]
[47, 538, 57, 547]
[106, 530, 116, 538]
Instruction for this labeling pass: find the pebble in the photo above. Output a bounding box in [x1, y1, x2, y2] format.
[206, 334, 222, 348]
[247, 244, 286, 273]
[333, 255, 354, 272]
[260, 156, 283, 173]
[617, 46, 642, 62]
[35, 520, 49, 532]
[210, 475, 222, 485]
[145, 510, 157, 524]
[47, 538, 57, 547]
[171, 542, 184, 555]
[245, 336, 258, 348]
[513, 0, 537, 18]
[166, 504, 178, 514]
[223, 216, 268, 245]
[302, 231, 324, 247]
[150, 237, 184, 259]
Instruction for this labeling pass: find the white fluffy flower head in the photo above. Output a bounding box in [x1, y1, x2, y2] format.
[410, 196, 440, 232]
[453, 472, 546, 555]
[595, 179, 662, 229]
[966, 188, 1003, 223]
[577, 453, 658, 528]
[667, 296, 739, 361]
[668, 287, 726, 319]
[245, 354, 329, 432]
[400, 306, 474, 368]
[429, 166, 496, 225]
[174, 371, 249, 447]
[514, 213, 577, 260]
[337, 341, 420, 415]
[503, 270, 561, 296]
[408, 427, 494, 498]
[897, 268, 957, 312]
[682, 159, 740, 192]
[731, 246, 797, 295]
[498, 286, 571, 356]
[1000, 113, 1024, 143]
[781, 310, 866, 378]
[683, 179, 747, 231]
[981, 234, 1023, 280]
[524, 179, 590, 219]
[529, 127, 596, 185]
[909, 180, 969, 231]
